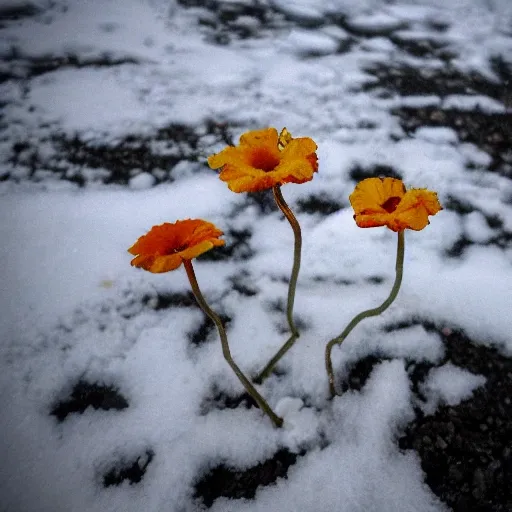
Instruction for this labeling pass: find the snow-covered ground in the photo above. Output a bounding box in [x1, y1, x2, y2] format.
[1, 1, 511, 511]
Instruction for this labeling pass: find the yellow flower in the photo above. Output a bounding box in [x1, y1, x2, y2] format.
[349, 177, 442, 231]
[128, 219, 224, 273]
[207, 127, 318, 193]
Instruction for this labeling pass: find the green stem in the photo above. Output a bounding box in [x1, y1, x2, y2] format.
[253, 332, 299, 385]
[254, 185, 301, 384]
[325, 230, 405, 397]
[183, 260, 283, 428]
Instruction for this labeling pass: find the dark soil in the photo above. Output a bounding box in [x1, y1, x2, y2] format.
[102, 450, 155, 487]
[399, 326, 512, 512]
[50, 380, 129, 422]
[194, 449, 298, 507]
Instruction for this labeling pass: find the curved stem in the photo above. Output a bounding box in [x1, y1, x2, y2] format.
[253, 332, 298, 385]
[254, 185, 301, 383]
[325, 230, 405, 397]
[273, 185, 301, 337]
[183, 260, 283, 428]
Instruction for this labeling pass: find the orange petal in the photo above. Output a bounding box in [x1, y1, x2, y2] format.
[239, 127, 279, 149]
[130, 253, 183, 273]
[392, 189, 443, 231]
[353, 212, 392, 229]
[128, 219, 224, 273]
[180, 239, 224, 260]
[351, 181, 442, 231]
[207, 146, 244, 170]
[273, 157, 316, 185]
[208, 127, 318, 192]
[281, 137, 318, 160]
[226, 175, 269, 193]
[350, 177, 406, 215]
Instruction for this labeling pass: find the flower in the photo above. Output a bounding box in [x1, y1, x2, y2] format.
[207, 127, 318, 193]
[349, 177, 442, 231]
[128, 219, 224, 273]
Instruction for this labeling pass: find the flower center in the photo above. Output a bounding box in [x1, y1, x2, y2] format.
[249, 148, 280, 172]
[173, 244, 187, 253]
[381, 196, 402, 213]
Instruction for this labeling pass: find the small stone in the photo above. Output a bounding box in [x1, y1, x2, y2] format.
[472, 468, 486, 499]
[422, 435, 432, 446]
[448, 464, 464, 483]
[485, 460, 501, 486]
[436, 435, 448, 450]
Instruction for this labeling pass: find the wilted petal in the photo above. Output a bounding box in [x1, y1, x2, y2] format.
[128, 219, 224, 274]
[349, 177, 442, 232]
[208, 127, 318, 193]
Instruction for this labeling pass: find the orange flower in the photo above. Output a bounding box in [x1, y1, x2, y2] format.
[207, 127, 318, 193]
[349, 177, 442, 232]
[128, 219, 224, 273]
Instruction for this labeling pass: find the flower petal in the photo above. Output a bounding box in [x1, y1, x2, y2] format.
[393, 189, 443, 231]
[350, 178, 441, 231]
[239, 127, 279, 149]
[281, 137, 318, 161]
[207, 127, 318, 193]
[349, 177, 406, 215]
[207, 146, 245, 170]
[353, 212, 394, 229]
[130, 253, 183, 273]
[128, 219, 224, 273]
[272, 157, 317, 185]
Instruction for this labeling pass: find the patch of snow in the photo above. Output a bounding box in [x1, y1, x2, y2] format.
[270, 0, 324, 24]
[442, 95, 507, 112]
[414, 127, 459, 145]
[346, 13, 406, 34]
[28, 68, 150, 133]
[283, 29, 339, 56]
[128, 172, 156, 190]
[360, 36, 396, 52]
[464, 211, 496, 243]
[420, 363, 486, 414]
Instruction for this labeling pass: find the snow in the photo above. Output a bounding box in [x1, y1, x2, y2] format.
[283, 29, 339, 56]
[29, 68, 149, 132]
[441, 95, 507, 113]
[346, 13, 405, 34]
[270, 0, 324, 24]
[464, 211, 496, 243]
[413, 127, 459, 145]
[129, 172, 156, 190]
[0, 0, 511, 511]
[420, 363, 487, 414]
